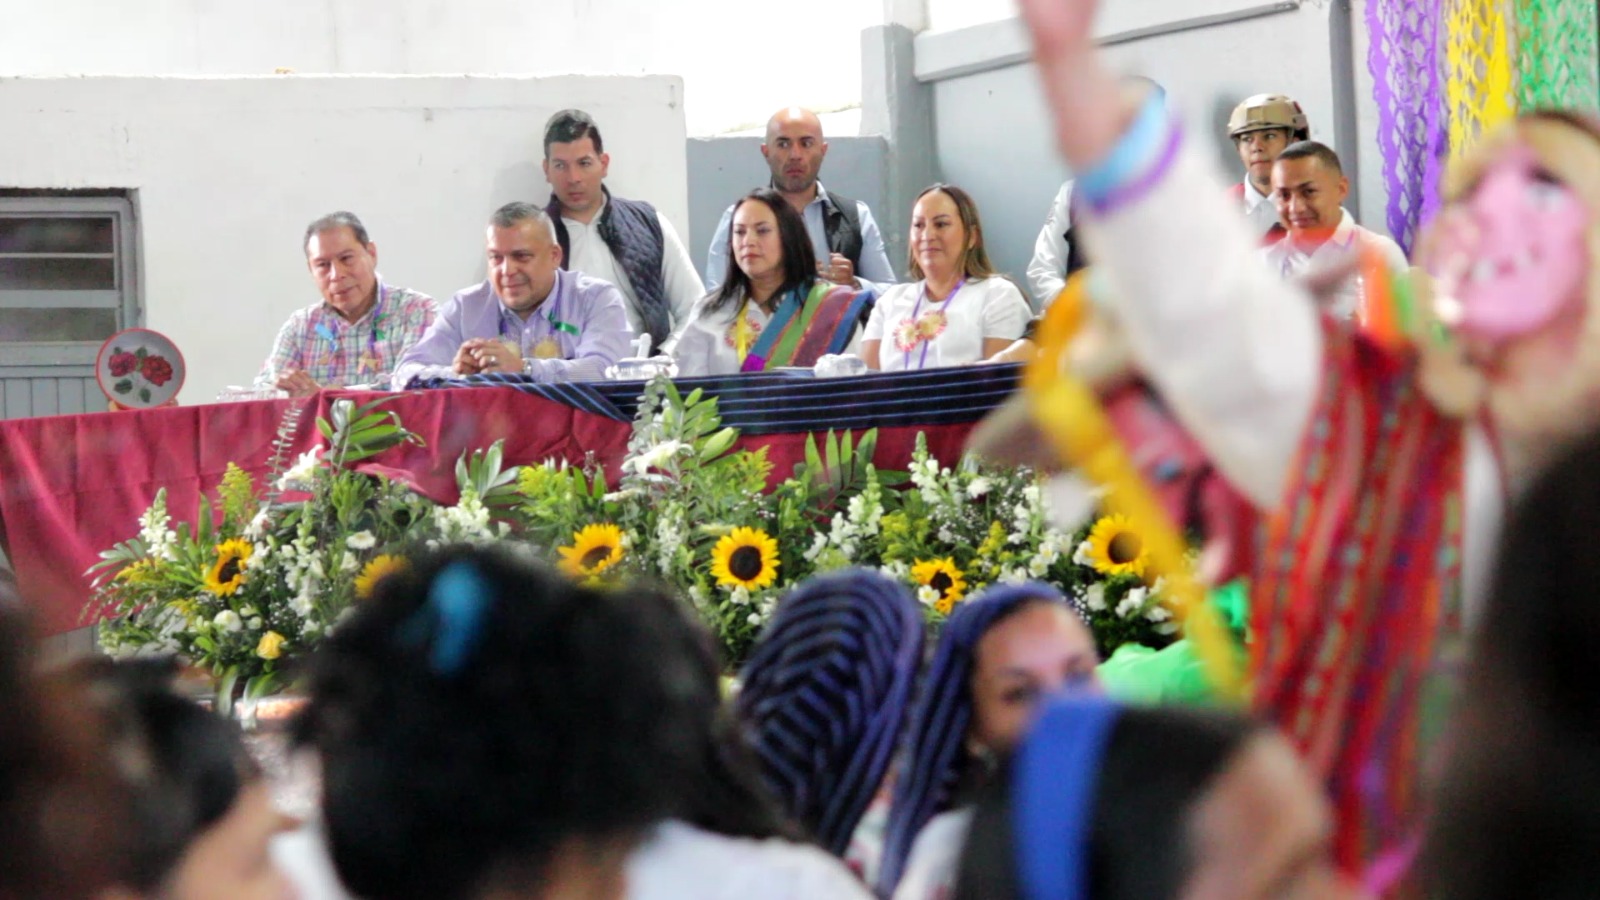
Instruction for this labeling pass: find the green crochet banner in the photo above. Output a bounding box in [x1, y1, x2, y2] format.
[1516, 0, 1600, 110]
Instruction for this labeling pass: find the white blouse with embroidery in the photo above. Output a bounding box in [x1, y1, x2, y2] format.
[862, 277, 1031, 371]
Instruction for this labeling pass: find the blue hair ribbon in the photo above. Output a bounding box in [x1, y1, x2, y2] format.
[399, 560, 493, 676]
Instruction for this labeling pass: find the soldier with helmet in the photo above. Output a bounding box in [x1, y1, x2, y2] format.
[1227, 93, 1311, 243]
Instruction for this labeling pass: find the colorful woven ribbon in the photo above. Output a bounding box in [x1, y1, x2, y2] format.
[1025, 277, 1245, 702]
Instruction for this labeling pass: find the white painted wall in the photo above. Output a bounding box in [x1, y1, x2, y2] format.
[0, 0, 884, 135]
[0, 75, 686, 403]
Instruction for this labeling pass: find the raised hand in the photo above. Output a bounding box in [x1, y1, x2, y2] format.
[1016, 0, 1135, 168]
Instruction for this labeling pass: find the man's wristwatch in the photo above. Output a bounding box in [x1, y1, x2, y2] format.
[521, 356, 537, 376]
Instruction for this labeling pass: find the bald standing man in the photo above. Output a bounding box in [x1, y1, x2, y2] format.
[704, 107, 897, 294]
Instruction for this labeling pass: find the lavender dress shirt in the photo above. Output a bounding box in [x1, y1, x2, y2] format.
[390, 269, 633, 389]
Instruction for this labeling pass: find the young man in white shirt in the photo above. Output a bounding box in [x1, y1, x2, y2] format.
[1262, 141, 1408, 320]
[542, 109, 704, 354]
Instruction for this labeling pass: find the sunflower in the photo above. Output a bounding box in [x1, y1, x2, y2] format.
[710, 527, 780, 591]
[1084, 514, 1149, 578]
[912, 558, 968, 614]
[204, 539, 253, 596]
[355, 554, 409, 600]
[557, 524, 626, 579]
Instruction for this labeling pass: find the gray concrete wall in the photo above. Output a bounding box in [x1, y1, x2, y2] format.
[863, 23, 941, 289]
[687, 135, 894, 284]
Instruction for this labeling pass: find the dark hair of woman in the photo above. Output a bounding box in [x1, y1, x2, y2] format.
[0, 608, 131, 900]
[293, 543, 712, 900]
[72, 656, 259, 892]
[707, 188, 819, 317]
[954, 705, 1259, 900]
[630, 585, 792, 841]
[1423, 425, 1600, 899]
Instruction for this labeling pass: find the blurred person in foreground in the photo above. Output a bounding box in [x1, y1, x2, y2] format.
[1017, 0, 1600, 881]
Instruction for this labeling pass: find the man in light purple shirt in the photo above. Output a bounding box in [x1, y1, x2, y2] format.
[391, 202, 633, 389]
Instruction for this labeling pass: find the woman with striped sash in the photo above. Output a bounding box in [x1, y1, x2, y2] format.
[670, 189, 870, 377]
[880, 583, 1099, 899]
[735, 569, 923, 866]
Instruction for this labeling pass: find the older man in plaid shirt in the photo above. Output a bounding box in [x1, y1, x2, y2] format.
[254, 212, 438, 396]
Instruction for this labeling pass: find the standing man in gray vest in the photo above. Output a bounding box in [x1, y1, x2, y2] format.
[542, 109, 704, 353]
[705, 107, 897, 295]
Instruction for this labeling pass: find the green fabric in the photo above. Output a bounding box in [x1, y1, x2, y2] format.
[1097, 580, 1251, 707]
[1515, 0, 1599, 111]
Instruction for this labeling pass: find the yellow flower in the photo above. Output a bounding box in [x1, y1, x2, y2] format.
[710, 527, 780, 590]
[256, 631, 287, 661]
[355, 554, 408, 600]
[557, 524, 626, 578]
[204, 539, 253, 596]
[912, 558, 968, 614]
[115, 559, 159, 584]
[1085, 514, 1149, 578]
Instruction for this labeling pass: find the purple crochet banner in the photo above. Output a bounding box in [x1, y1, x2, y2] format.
[1367, 0, 1448, 256]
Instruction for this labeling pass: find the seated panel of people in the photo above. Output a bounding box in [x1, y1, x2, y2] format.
[861, 185, 1032, 371]
[1261, 141, 1408, 321]
[255, 211, 438, 397]
[670, 189, 871, 377]
[390, 202, 633, 389]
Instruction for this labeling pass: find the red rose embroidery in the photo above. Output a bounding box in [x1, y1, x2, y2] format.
[140, 355, 174, 387]
[108, 351, 138, 377]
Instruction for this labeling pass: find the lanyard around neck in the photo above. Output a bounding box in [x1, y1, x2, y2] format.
[902, 278, 966, 370]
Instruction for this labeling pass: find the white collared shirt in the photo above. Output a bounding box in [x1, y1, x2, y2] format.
[1261, 208, 1410, 319]
[1026, 180, 1076, 310]
[561, 198, 705, 341]
[1241, 178, 1285, 240]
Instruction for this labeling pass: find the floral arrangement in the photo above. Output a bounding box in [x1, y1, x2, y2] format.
[91, 379, 1184, 698]
[89, 397, 489, 711]
[501, 377, 1179, 661]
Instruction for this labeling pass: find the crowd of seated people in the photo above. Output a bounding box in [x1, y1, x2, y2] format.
[251, 84, 1407, 396]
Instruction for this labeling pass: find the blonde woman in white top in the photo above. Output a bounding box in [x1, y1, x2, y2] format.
[861, 185, 1031, 371]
